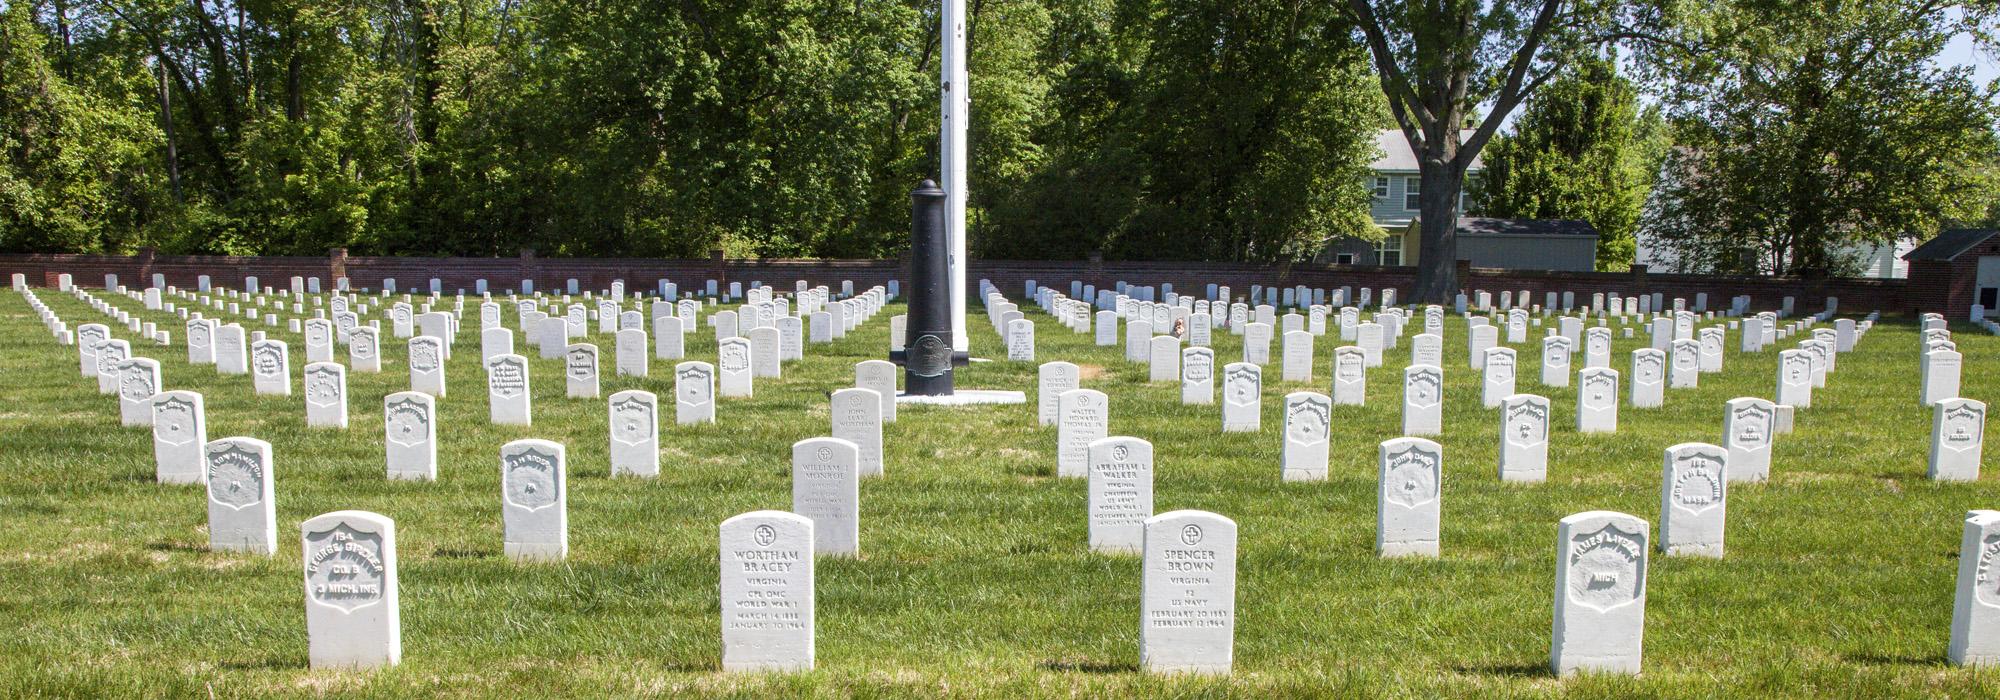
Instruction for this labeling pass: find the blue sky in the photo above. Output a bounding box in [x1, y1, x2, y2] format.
[1940, 30, 1999, 88]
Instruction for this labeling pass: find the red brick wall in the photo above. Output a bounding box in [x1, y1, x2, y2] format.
[0, 250, 1917, 314]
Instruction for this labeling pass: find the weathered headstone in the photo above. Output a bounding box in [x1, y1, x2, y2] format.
[250, 339, 292, 396]
[152, 390, 207, 484]
[1403, 365, 1443, 436]
[1181, 347, 1214, 405]
[1280, 392, 1332, 482]
[485, 353, 532, 425]
[1481, 347, 1517, 408]
[304, 362, 349, 429]
[1931, 398, 1987, 482]
[718, 336, 753, 397]
[117, 357, 162, 426]
[500, 439, 568, 561]
[1659, 443, 1728, 558]
[1221, 363, 1262, 432]
[1551, 510, 1648, 677]
[1951, 510, 2000, 666]
[206, 437, 277, 555]
[608, 390, 661, 478]
[1721, 397, 1774, 482]
[1630, 349, 1665, 408]
[1499, 394, 1551, 482]
[1331, 346, 1366, 406]
[1541, 336, 1572, 388]
[1924, 349, 1964, 407]
[301, 510, 400, 670]
[1775, 349, 1812, 408]
[383, 392, 437, 481]
[409, 336, 446, 396]
[676, 361, 717, 425]
[1378, 437, 1443, 557]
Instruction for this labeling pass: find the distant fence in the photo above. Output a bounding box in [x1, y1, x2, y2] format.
[0, 248, 1916, 314]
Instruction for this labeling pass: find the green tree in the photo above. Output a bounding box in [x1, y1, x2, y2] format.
[980, 0, 1384, 262]
[1345, 0, 1675, 301]
[1642, 0, 2000, 276]
[0, 5, 167, 253]
[1472, 53, 1665, 271]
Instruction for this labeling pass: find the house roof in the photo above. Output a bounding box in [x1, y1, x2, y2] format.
[1456, 217, 1598, 238]
[1373, 129, 1485, 172]
[1902, 228, 2000, 262]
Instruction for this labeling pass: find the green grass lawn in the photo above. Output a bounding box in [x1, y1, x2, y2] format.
[3, 287, 1999, 698]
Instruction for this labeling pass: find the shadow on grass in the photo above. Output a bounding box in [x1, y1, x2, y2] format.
[145, 540, 204, 552]
[1451, 661, 1551, 678]
[1038, 658, 1138, 674]
[432, 548, 494, 559]
[218, 656, 296, 671]
[1843, 651, 1945, 667]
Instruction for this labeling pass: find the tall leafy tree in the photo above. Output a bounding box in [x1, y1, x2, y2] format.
[1641, 0, 2000, 276]
[1472, 53, 1665, 271]
[1345, 0, 1675, 301]
[980, 0, 1384, 262]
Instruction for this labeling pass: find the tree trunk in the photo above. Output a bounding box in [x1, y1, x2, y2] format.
[155, 62, 182, 203]
[1414, 166, 1464, 303]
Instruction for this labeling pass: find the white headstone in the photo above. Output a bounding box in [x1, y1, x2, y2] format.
[303, 362, 349, 429]
[1931, 398, 1987, 482]
[1038, 361, 1080, 425]
[675, 361, 718, 425]
[151, 390, 207, 484]
[1378, 437, 1442, 557]
[830, 388, 884, 477]
[485, 354, 532, 425]
[301, 510, 400, 669]
[500, 439, 568, 561]
[1659, 443, 1728, 558]
[408, 336, 446, 396]
[1499, 394, 1551, 482]
[206, 437, 277, 554]
[383, 392, 437, 481]
[116, 357, 162, 426]
[608, 390, 661, 478]
[1181, 347, 1214, 405]
[250, 339, 292, 396]
[1551, 510, 1648, 676]
[1403, 365, 1443, 436]
[1221, 363, 1262, 432]
[1951, 510, 2000, 666]
[1057, 388, 1110, 478]
[719, 510, 814, 672]
[792, 437, 861, 557]
[1280, 392, 1332, 481]
[1630, 349, 1665, 408]
[1088, 436, 1154, 554]
[1140, 510, 1236, 675]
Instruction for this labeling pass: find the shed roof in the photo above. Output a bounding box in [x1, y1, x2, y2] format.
[1903, 229, 2000, 262]
[1456, 217, 1599, 238]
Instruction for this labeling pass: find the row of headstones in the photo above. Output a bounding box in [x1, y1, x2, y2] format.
[64, 269, 892, 303]
[295, 502, 2000, 675]
[1020, 275, 1840, 322]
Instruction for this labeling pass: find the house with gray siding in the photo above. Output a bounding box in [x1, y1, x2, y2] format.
[1321, 130, 1599, 271]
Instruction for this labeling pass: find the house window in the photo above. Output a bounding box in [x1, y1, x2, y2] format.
[1372, 177, 1389, 199]
[1335, 253, 1355, 265]
[1374, 237, 1404, 266]
[1404, 177, 1422, 211]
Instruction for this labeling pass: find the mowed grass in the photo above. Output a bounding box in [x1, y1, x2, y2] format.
[3, 287, 2000, 698]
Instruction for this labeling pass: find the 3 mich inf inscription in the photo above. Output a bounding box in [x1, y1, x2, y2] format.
[305, 524, 386, 612]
